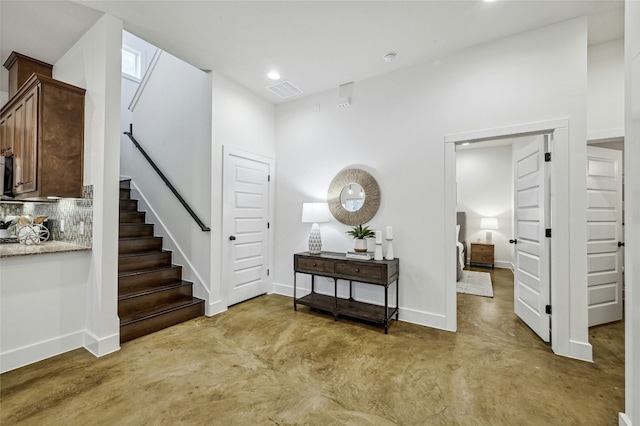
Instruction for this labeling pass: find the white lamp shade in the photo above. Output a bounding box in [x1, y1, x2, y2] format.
[301, 203, 331, 223]
[480, 217, 499, 230]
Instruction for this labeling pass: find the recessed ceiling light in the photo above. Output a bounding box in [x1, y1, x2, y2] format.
[383, 52, 396, 63]
[267, 70, 280, 80]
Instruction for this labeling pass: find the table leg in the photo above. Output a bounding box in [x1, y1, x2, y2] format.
[349, 280, 353, 301]
[396, 278, 399, 320]
[334, 278, 339, 320]
[384, 284, 389, 334]
[293, 272, 297, 311]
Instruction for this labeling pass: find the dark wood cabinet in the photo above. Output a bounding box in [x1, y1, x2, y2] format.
[0, 73, 85, 199]
[294, 252, 399, 333]
[3, 52, 53, 99]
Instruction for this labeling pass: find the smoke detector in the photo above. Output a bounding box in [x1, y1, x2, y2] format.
[383, 52, 396, 63]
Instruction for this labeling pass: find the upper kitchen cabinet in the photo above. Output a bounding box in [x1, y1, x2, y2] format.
[0, 53, 85, 200]
[3, 52, 53, 99]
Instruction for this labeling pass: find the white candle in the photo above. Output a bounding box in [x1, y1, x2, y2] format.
[375, 230, 382, 244]
[386, 226, 393, 240]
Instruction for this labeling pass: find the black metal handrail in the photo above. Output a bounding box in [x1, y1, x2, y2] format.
[124, 124, 210, 232]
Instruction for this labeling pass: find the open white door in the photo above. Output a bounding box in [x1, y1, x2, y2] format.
[222, 147, 271, 306]
[586, 145, 623, 327]
[513, 135, 550, 342]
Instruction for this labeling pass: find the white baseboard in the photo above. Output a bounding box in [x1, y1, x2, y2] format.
[83, 331, 120, 357]
[1, 331, 85, 374]
[206, 299, 227, 317]
[272, 281, 294, 297]
[555, 339, 593, 363]
[495, 261, 514, 271]
[619, 413, 631, 426]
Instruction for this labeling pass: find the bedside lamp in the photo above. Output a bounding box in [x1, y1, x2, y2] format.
[301, 203, 331, 254]
[480, 217, 499, 243]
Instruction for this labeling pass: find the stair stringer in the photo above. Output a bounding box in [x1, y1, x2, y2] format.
[128, 180, 214, 315]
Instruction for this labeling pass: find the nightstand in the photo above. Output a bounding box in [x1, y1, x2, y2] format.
[470, 243, 495, 268]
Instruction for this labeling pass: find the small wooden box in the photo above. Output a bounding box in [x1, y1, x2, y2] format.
[470, 243, 495, 268]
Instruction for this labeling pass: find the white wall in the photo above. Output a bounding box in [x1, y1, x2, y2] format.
[123, 51, 212, 307]
[623, 2, 640, 425]
[53, 14, 123, 357]
[210, 71, 275, 312]
[588, 39, 624, 141]
[456, 144, 513, 268]
[274, 18, 590, 360]
[0, 252, 91, 373]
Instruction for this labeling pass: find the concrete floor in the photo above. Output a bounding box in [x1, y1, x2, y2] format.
[0, 267, 624, 425]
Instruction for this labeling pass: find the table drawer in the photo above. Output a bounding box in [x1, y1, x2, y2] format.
[297, 257, 334, 274]
[336, 262, 383, 281]
[473, 245, 492, 255]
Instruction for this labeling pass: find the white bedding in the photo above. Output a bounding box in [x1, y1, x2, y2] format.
[457, 241, 465, 271]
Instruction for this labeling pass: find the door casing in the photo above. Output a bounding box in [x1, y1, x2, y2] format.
[444, 118, 592, 362]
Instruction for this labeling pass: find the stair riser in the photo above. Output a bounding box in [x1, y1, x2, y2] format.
[119, 224, 154, 238]
[120, 180, 131, 189]
[120, 301, 204, 343]
[120, 188, 131, 199]
[119, 267, 183, 293]
[119, 286, 194, 318]
[119, 238, 163, 254]
[118, 252, 172, 273]
[120, 212, 146, 223]
[119, 199, 138, 211]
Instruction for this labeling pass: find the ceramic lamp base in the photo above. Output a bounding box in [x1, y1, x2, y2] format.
[308, 223, 322, 254]
[385, 240, 394, 260]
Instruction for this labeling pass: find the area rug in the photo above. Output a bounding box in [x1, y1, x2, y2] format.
[457, 270, 493, 298]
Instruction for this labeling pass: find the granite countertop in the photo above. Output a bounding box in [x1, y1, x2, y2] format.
[0, 241, 91, 258]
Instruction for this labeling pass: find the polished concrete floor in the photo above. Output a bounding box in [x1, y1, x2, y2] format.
[1, 267, 624, 425]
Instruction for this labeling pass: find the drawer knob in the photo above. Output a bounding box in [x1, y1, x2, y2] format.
[313, 263, 317, 267]
[355, 268, 360, 272]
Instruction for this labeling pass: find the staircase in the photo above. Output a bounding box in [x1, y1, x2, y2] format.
[118, 179, 204, 343]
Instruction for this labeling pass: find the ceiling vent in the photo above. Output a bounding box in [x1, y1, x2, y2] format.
[266, 80, 304, 99]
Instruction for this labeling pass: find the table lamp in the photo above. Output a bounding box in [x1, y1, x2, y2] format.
[480, 217, 499, 243]
[301, 203, 331, 254]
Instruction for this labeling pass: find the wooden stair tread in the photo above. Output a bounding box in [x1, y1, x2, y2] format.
[120, 297, 204, 325]
[118, 264, 181, 278]
[119, 280, 192, 300]
[119, 249, 170, 259]
[118, 236, 161, 242]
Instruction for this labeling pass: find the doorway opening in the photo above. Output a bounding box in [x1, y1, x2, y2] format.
[444, 119, 576, 358]
[454, 135, 549, 344]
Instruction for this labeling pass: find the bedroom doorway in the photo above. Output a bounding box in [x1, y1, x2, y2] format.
[444, 119, 579, 359]
[454, 134, 551, 342]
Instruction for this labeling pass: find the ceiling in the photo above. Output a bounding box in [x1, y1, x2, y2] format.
[1, 1, 624, 104]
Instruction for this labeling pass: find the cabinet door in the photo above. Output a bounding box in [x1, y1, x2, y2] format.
[0, 110, 16, 155]
[13, 86, 38, 195]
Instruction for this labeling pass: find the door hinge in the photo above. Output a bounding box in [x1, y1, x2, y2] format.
[545, 152, 551, 162]
[267, 222, 270, 229]
[545, 228, 552, 238]
[268, 174, 271, 182]
[545, 305, 552, 315]
[267, 269, 270, 276]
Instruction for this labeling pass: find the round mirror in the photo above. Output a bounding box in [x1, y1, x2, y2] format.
[328, 169, 380, 225]
[340, 183, 365, 212]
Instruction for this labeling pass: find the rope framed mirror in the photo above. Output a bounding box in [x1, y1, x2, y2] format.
[327, 168, 380, 225]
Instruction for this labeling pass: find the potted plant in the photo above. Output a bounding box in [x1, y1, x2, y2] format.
[346, 224, 375, 252]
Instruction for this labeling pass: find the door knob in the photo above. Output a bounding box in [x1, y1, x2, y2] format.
[509, 239, 517, 244]
[618, 241, 625, 247]
[229, 235, 236, 241]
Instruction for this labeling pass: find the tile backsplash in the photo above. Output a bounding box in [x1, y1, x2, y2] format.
[0, 185, 93, 247]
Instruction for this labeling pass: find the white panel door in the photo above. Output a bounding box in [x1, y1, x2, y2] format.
[513, 135, 550, 342]
[586, 146, 623, 327]
[223, 148, 270, 306]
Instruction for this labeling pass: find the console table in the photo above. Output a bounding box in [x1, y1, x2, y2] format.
[293, 252, 399, 333]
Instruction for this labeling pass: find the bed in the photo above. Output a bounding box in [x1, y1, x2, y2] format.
[456, 212, 467, 281]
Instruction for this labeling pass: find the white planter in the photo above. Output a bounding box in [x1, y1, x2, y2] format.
[354, 238, 368, 252]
